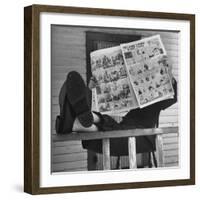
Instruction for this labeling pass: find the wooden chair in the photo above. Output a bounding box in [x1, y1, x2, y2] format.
[53, 127, 178, 170]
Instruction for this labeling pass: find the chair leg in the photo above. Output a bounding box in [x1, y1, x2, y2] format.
[151, 151, 157, 167]
[116, 156, 121, 169]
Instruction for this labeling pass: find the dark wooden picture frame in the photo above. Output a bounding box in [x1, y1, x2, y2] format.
[24, 4, 195, 194]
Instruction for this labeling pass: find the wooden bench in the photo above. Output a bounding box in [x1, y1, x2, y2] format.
[52, 126, 178, 170]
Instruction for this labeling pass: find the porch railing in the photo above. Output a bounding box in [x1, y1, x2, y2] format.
[52, 127, 178, 170]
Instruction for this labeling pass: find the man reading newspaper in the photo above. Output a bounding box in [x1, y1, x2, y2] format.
[55, 37, 177, 168]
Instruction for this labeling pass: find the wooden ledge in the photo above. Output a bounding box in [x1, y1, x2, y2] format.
[52, 126, 178, 142]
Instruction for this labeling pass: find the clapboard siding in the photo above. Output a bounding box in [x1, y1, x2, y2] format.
[51, 25, 179, 172]
[53, 161, 88, 172]
[52, 140, 88, 172]
[53, 152, 87, 163]
[53, 144, 86, 155]
[160, 30, 179, 167]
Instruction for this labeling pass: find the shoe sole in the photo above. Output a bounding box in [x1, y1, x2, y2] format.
[66, 71, 93, 127]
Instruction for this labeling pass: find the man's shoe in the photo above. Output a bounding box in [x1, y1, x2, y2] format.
[56, 78, 76, 134]
[66, 71, 93, 127]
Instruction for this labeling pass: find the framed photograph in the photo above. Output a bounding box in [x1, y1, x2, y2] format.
[24, 4, 195, 194]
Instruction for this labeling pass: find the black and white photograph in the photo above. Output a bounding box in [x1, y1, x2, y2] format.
[23, 4, 195, 194]
[52, 25, 179, 172]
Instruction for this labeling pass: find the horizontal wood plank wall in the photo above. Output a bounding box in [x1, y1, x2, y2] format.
[51, 25, 179, 172]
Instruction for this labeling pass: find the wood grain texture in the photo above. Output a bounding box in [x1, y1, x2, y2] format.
[24, 5, 33, 194]
[24, 5, 40, 194]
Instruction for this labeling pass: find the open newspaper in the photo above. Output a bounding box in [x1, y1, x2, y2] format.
[90, 35, 174, 115]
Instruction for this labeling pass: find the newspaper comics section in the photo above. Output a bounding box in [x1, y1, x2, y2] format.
[91, 46, 138, 114]
[91, 35, 174, 115]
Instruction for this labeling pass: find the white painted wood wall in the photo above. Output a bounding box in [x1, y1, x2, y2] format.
[51, 25, 179, 172]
